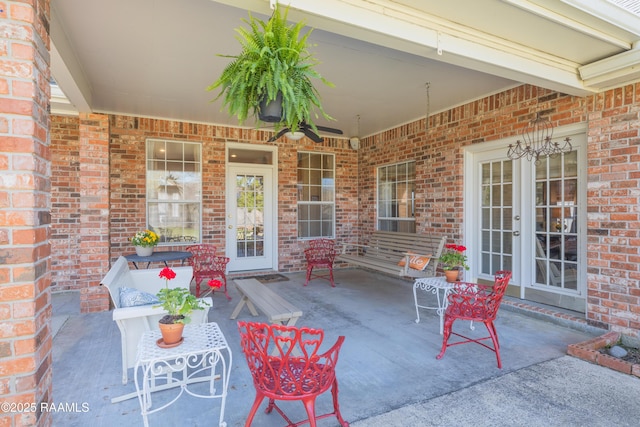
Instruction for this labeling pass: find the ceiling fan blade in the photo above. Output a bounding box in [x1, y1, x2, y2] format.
[267, 128, 290, 142]
[315, 125, 343, 135]
[303, 128, 324, 143]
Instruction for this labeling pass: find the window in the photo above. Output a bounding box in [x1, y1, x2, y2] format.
[146, 139, 202, 244]
[377, 161, 416, 232]
[297, 152, 335, 238]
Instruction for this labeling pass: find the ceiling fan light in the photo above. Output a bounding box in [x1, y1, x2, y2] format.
[285, 131, 305, 140]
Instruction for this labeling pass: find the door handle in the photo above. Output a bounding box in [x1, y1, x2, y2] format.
[228, 225, 233, 229]
[513, 231, 520, 236]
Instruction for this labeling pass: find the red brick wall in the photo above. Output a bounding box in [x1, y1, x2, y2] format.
[585, 84, 640, 335]
[358, 86, 585, 247]
[359, 83, 640, 334]
[49, 115, 359, 295]
[0, 0, 53, 425]
[48, 82, 640, 335]
[50, 116, 81, 290]
[107, 116, 231, 259]
[77, 114, 110, 313]
[50, 114, 110, 313]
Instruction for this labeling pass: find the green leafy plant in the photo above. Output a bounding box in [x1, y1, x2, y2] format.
[439, 244, 470, 271]
[155, 267, 208, 324]
[207, 4, 333, 133]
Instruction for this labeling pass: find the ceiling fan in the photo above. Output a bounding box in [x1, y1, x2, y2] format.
[267, 122, 343, 143]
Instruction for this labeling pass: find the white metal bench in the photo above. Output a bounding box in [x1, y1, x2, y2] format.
[337, 231, 447, 278]
[229, 278, 302, 326]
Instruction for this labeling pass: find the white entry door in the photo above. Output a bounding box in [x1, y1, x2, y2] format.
[226, 162, 276, 272]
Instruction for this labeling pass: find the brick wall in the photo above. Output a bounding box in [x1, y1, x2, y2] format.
[48, 82, 640, 335]
[0, 0, 53, 425]
[49, 115, 360, 298]
[50, 114, 110, 313]
[358, 86, 585, 246]
[585, 84, 640, 335]
[358, 83, 640, 335]
[77, 114, 110, 313]
[50, 116, 81, 291]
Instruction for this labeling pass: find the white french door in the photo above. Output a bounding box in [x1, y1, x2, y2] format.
[465, 128, 587, 312]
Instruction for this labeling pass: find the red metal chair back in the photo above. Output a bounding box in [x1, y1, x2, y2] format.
[437, 270, 512, 368]
[304, 239, 336, 287]
[237, 321, 349, 427]
[186, 244, 231, 299]
[446, 270, 512, 322]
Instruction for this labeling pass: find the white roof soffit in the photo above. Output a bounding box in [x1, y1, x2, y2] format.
[563, 0, 640, 89]
[214, 0, 592, 96]
[50, 4, 92, 114]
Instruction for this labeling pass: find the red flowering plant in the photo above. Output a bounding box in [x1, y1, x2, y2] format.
[155, 267, 208, 324]
[208, 279, 224, 290]
[438, 244, 470, 271]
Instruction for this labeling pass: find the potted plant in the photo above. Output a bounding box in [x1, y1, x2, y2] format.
[130, 229, 159, 257]
[207, 3, 334, 135]
[155, 267, 209, 346]
[438, 244, 470, 282]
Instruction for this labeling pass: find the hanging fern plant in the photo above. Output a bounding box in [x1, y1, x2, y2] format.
[207, 4, 334, 133]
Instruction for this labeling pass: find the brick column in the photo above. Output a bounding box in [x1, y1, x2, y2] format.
[0, 1, 53, 426]
[77, 114, 110, 313]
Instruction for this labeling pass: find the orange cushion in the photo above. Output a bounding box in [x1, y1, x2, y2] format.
[398, 252, 432, 271]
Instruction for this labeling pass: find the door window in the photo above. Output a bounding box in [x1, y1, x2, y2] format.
[235, 174, 265, 258]
[534, 151, 578, 290]
[480, 160, 513, 275]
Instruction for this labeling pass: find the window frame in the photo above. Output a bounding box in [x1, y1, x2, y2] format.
[377, 161, 416, 232]
[146, 138, 203, 245]
[297, 151, 336, 240]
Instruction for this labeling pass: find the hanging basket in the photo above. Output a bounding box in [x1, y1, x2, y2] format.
[258, 92, 283, 123]
[134, 246, 154, 257]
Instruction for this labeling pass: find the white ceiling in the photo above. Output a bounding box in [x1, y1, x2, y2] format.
[50, 0, 640, 139]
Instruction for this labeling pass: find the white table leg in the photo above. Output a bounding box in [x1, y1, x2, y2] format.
[413, 283, 421, 323]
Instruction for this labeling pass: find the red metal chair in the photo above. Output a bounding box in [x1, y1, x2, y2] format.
[186, 244, 231, 300]
[304, 239, 336, 287]
[436, 270, 512, 368]
[237, 321, 349, 427]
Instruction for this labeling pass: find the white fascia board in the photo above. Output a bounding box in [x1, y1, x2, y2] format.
[431, 36, 589, 96]
[561, 0, 640, 37]
[281, 0, 590, 95]
[504, 0, 631, 49]
[579, 46, 640, 88]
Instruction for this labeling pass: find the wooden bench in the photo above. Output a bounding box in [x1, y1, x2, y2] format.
[229, 278, 303, 326]
[337, 231, 447, 279]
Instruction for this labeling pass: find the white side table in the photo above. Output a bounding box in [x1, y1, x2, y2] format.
[134, 322, 232, 427]
[413, 276, 455, 335]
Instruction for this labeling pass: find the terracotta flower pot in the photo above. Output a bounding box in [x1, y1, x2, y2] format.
[445, 270, 460, 283]
[158, 322, 184, 345]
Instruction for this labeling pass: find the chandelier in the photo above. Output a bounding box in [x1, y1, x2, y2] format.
[507, 113, 572, 163]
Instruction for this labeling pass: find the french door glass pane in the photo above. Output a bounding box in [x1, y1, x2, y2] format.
[534, 151, 578, 290]
[235, 174, 265, 258]
[480, 160, 513, 275]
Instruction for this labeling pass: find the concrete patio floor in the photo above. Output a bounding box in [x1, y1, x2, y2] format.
[52, 268, 640, 426]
